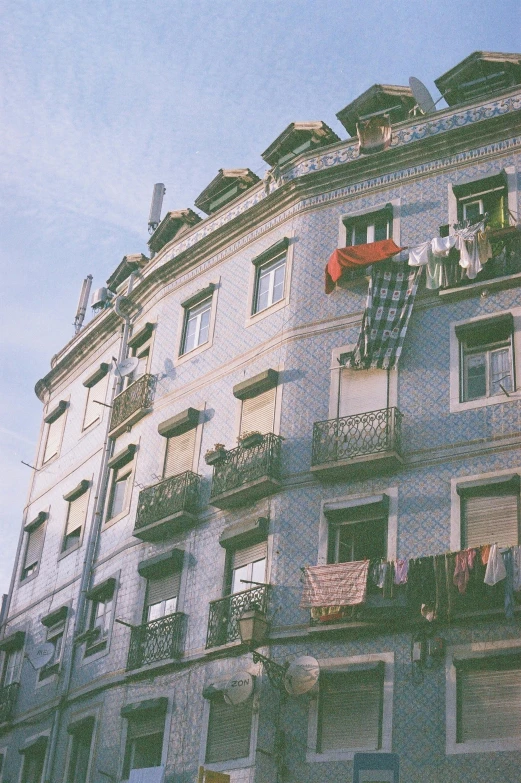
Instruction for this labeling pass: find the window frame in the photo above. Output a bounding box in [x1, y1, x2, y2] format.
[60, 481, 90, 557]
[446, 641, 521, 754]
[20, 512, 47, 583]
[176, 281, 219, 365]
[200, 688, 259, 772]
[64, 716, 96, 783]
[82, 578, 117, 660]
[104, 443, 137, 528]
[329, 345, 397, 419]
[336, 200, 400, 283]
[180, 296, 213, 356]
[306, 653, 394, 762]
[82, 364, 110, 432]
[121, 702, 169, 781]
[245, 236, 294, 327]
[252, 253, 287, 315]
[40, 400, 68, 466]
[458, 316, 515, 403]
[448, 167, 517, 232]
[38, 615, 67, 684]
[450, 309, 521, 413]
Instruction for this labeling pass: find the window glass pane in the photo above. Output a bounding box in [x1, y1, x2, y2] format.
[353, 224, 368, 245]
[255, 269, 271, 312]
[463, 200, 483, 223]
[198, 307, 211, 346]
[109, 474, 129, 519]
[183, 299, 211, 353]
[465, 353, 487, 399]
[130, 733, 163, 770]
[183, 316, 199, 353]
[147, 602, 163, 622]
[232, 564, 250, 594]
[272, 262, 286, 303]
[490, 348, 512, 395]
[332, 518, 387, 563]
[251, 558, 267, 584]
[374, 217, 390, 242]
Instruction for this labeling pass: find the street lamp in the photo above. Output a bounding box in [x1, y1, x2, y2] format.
[237, 607, 288, 691]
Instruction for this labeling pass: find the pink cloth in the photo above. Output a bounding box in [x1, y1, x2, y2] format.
[394, 559, 409, 584]
[453, 549, 476, 594]
[300, 561, 370, 607]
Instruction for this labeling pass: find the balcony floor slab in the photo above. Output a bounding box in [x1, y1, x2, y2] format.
[311, 450, 403, 480]
[210, 475, 281, 509]
[133, 510, 197, 542]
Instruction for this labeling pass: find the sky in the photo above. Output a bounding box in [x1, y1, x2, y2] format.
[1, 0, 519, 596]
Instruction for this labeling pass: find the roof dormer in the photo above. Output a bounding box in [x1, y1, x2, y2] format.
[148, 209, 202, 255]
[435, 51, 521, 107]
[106, 253, 149, 293]
[261, 121, 340, 167]
[336, 84, 416, 137]
[194, 169, 260, 215]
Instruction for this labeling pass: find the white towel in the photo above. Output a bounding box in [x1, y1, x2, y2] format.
[484, 544, 507, 586]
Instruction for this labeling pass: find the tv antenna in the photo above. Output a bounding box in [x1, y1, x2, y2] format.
[409, 77, 443, 115]
[73, 275, 93, 334]
[148, 183, 166, 234]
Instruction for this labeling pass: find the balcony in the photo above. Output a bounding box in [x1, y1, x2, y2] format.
[206, 585, 269, 649]
[0, 682, 19, 724]
[133, 471, 201, 542]
[311, 407, 403, 479]
[209, 433, 283, 509]
[109, 374, 155, 437]
[127, 613, 186, 671]
[440, 228, 521, 295]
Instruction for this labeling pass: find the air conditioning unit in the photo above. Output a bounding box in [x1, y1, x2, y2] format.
[91, 287, 112, 311]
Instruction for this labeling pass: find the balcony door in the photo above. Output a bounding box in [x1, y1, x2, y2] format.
[338, 367, 389, 418]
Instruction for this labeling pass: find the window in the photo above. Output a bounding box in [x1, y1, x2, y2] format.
[337, 365, 389, 418]
[83, 364, 110, 430]
[1, 648, 22, 688]
[239, 387, 276, 437]
[20, 512, 47, 581]
[457, 315, 514, 402]
[344, 207, 393, 247]
[20, 741, 47, 783]
[62, 481, 90, 553]
[163, 427, 197, 478]
[122, 705, 166, 778]
[84, 578, 116, 656]
[39, 607, 68, 682]
[205, 694, 253, 764]
[181, 297, 212, 355]
[458, 474, 520, 549]
[146, 571, 180, 622]
[42, 400, 67, 464]
[106, 444, 136, 523]
[229, 541, 267, 595]
[126, 323, 154, 385]
[317, 666, 383, 753]
[327, 501, 388, 564]
[66, 718, 94, 783]
[253, 254, 286, 314]
[454, 174, 508, 230]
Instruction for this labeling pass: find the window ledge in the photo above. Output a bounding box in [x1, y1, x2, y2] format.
[245, 296, 288, 327]
[175, 338, 212, 367]
[440, 271, 521, 300]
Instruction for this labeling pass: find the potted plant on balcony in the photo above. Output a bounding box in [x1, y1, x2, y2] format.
[238, 431, 264, 449]
[204, 444, 227, 465]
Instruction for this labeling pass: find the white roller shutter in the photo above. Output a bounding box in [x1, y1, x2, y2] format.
[318, 669, 382, 752]
[205, 697, 253, 763]
[83, 374, 109, 429]
[66, 492, 89, 536]
[146, 572, 181, 606]
[43, 414, 65, 463]
[163, 428, 197, 478]
[240, 387, 276, 436]
[463, 493, 519, 548]
[339, 368, 389, 418]
[458, 658, 521, 742]
[24, 524, 45, 571]
[231, 541, 267, 571]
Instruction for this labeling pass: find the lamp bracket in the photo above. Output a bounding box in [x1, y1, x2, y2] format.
[252, 649, 289, 692]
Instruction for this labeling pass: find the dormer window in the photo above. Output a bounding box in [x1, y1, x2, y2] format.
[194, 169, 260, 215]
[261, 122, 340, 168]
[435, 51, 521, 106]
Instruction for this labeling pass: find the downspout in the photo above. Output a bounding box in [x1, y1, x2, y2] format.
[42, 271, 138, 783]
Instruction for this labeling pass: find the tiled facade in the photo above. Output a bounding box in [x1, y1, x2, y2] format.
[2, 53, 521, 783]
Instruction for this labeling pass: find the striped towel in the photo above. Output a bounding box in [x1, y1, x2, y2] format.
[300, 561, 370, 608]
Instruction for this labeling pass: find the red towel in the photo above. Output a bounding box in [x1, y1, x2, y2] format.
[325, 239, 405, 294]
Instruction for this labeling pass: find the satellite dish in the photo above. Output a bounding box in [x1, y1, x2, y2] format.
[224, 669, 254, 706]
[116, 357, 139, 377]
[409, 77, 436, 115]
[284, 656, 320, 696]
[27, 642, 55, 670]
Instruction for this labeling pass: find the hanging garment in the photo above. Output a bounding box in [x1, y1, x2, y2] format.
[407, 557, 436, 615]
[453, 548, 477, 594]
[434, 554, 449, 621]
[394, 559, 409, 584]
[513, 546, 521, 591]
[357, 115, 392, 155]
[325, 239, 404, 293]
[478, 229, 493, 266]
[503, 548, 515, 620]
[480, 543, 491, 565]
[408, 241, 432, 266]
[382, 561, 395, 599]
[425, 255, 445, 290]
[445, 552, 458, 621]
[375, 561, 387, 589]
[484, 544, 507, 585]
[431, 235, 457, 257]
[346, 260, 422, 370]
[300, 561, 370, 608]
[455, 219, 487, 280]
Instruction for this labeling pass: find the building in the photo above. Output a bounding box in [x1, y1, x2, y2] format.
[1, 49, 521, 783]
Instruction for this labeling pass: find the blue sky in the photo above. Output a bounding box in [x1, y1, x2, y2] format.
[1, 0, 519, 595]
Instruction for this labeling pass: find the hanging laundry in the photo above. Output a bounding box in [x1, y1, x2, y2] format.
[480, 543, 491, 565]
[434, 554, 449, 620]
[325, 239, 404, 293]
[408, 241, 432, 266]
[394, 559, 409, 584]
[484, 544, 507, 585]
[455, 219, 488, 280]
[346, 260, 422, 370]
[407, 557, 437, 616]
[453, 548, 476, 594]
[382, 561, 395, 599]
[431, 235, 457, 257]
[300, 561, 370, 608]
[478, 229, 493, 266]
[503, 548, 515, 620]
[356, 115, 392, 155]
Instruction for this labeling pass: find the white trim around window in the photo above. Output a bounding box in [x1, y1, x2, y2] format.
[176, 280, 220, 366]
[306, 652, 394, 762]
[338, 199, 401, 249]
[318, 488, 398, 565]
[446, 639, 521, 755]
[449, 307, 521, 413]
[245, 235, 295, 327]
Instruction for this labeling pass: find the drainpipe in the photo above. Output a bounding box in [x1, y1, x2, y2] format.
[42, 271, 138, 783]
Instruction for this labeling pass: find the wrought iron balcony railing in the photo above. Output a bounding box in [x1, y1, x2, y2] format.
[134, 471, 201, 540]
[210, 433, 283, 507]
[312, 407, 403, 468]
[127, 612, 186, 671]
[109, 373, 155, 434]
[206, 585, 269, 649]
[442, 229, 521, 289]
[0, 682, 19, 724]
